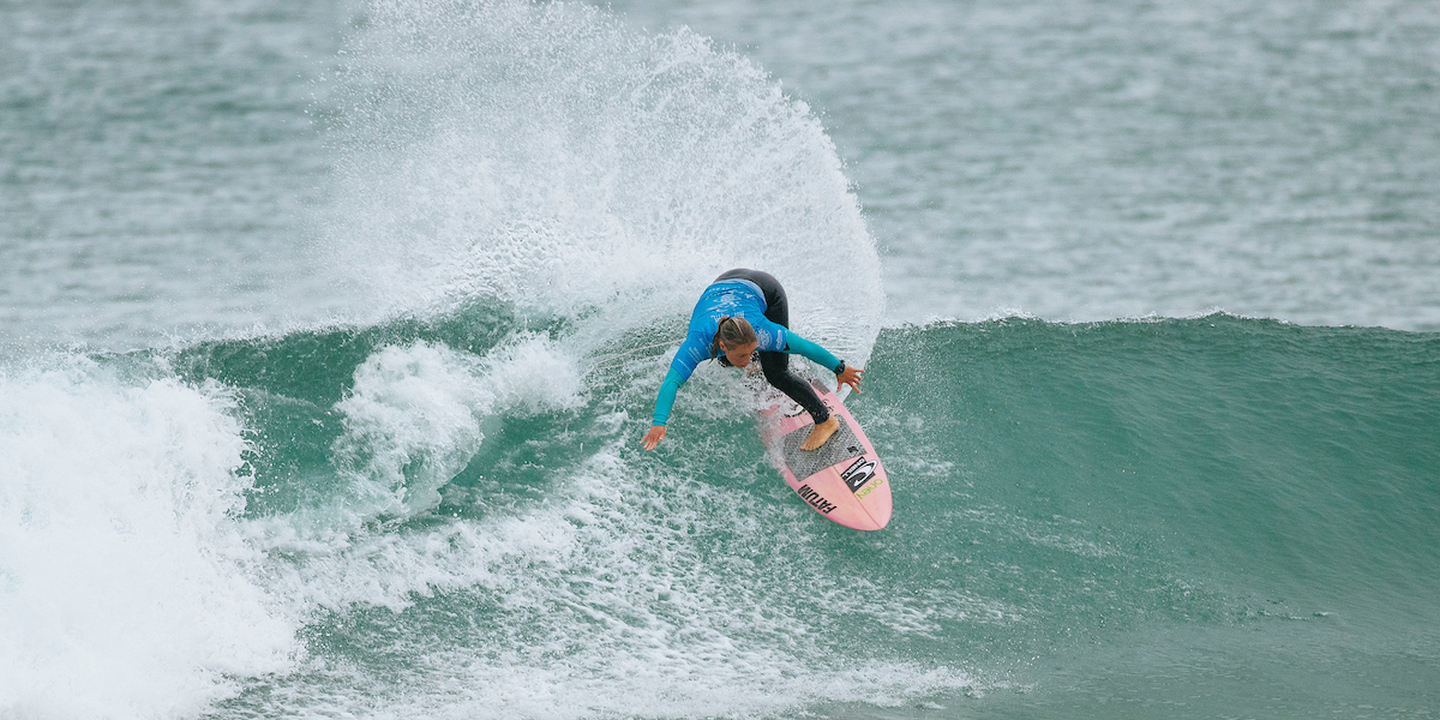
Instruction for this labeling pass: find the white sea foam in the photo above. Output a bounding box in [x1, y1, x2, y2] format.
[328, 333, 584, 519]
[239, 446, 982, 719]
[0, 360, 297, 720]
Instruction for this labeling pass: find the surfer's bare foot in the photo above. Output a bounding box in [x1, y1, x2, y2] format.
[800, 416, 840, 451]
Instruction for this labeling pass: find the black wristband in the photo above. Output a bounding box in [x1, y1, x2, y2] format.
[833, 361, 846, 375]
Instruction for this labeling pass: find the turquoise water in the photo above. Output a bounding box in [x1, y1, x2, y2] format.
[4, 313, 1436, 718]
[3, 0, 1440, 718]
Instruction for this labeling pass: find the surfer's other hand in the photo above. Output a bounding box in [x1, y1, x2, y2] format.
[642, 425, 667, 450]
[838, 365, 865, 394]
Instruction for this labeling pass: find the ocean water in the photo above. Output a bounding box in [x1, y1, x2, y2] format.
[2, 0, 1438, 719]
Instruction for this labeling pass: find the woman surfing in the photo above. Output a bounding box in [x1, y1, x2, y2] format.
[642, 269, 865, 452]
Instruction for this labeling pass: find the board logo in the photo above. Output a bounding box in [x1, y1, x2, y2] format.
[855, 476, 885, 499]
[796, 484, 837, 514]
[840, 457, 878, 493]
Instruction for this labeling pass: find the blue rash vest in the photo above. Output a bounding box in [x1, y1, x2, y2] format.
[652, 278, 842, 426]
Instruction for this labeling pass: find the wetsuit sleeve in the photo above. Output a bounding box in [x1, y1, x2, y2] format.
[783, 332, 844, 373]
[653, 334, 712, 426]
[652, 368, 686, 426]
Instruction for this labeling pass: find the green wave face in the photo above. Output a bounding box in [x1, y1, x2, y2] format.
[123, 311, 1436, 718]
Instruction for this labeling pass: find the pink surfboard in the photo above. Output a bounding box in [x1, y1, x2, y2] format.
[758, 379, 892, 530]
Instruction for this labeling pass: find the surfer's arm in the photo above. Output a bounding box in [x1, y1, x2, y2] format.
[651, 368, 686, 426]
[643, 368, 686, 450]
[644, 336, 707, 450]
[783, 332, 843, 373]
[785, 332, 864, 393]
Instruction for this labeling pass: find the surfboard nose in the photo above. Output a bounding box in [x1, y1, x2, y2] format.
[794, 464, 891, 530]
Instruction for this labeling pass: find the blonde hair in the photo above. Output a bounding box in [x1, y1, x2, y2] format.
[712, 315, 757, 356]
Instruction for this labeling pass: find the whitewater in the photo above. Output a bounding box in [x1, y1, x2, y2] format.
[2, 0, 1439, 718]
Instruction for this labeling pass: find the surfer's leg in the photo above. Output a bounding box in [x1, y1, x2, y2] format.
[759, 351, 830, 426]
[764, 354, 838, 450]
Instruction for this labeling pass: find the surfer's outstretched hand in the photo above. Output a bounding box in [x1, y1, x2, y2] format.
[838, 365, 865, 394]
[642, 424, 667, 450]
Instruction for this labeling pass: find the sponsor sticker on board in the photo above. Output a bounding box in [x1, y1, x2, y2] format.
[840, 457, 878, 493]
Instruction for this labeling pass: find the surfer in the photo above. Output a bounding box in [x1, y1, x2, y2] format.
[642, 268, 865, 452]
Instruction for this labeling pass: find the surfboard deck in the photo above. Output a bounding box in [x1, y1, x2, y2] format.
[757, 379, 892, 530]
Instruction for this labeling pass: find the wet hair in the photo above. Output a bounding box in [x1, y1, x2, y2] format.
[711, 316, 757, 363]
